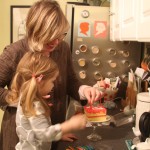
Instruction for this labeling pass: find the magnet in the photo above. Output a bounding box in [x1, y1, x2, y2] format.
[91, 46, 100, 54]
[94, 21, 107, 38]
[108, 60, 117, 68]
[78, 21, 91, 37]
[122, 50, 129, 57]
[78, 58, 86, 67]
[93, 71, 103, 80]
[81, 10, 89, 18]
[79, 70, 86, 79]
[79, 44, 87, 52]
[92, 58, 100, 66]
[75, 50, 80, 55]
[107, 48, 116, 56]
[122, 60, 130, 67]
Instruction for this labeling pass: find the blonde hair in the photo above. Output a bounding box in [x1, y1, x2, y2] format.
[7, 51, 59, 117]
[26, 0, 70, 52]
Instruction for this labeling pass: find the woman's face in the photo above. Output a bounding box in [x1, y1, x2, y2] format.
[42, 32, 67, 54]
[43, 39, 59, 53]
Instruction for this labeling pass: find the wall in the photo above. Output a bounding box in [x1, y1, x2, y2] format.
[0, 0, 67, 129]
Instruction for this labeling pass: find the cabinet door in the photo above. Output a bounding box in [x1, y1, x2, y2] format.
[110, 0, 116, 41]
[110, 0, 122, 41]
[137, 0, 150, 42]
[121, 0, 138, 40]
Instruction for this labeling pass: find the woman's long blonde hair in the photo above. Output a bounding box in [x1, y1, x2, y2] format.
[6, 51, 59, 117]
[26, 0, 70, 52]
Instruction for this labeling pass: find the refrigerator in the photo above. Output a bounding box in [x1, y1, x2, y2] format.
[65, 4, 142, 90]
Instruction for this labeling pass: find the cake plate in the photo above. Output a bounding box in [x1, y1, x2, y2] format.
[87, 115, 111, 142]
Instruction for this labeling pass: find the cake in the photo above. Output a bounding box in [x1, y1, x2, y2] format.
[84, 105, 107, 122]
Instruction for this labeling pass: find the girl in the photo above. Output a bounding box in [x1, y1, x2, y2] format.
[6, 52, 86, 150]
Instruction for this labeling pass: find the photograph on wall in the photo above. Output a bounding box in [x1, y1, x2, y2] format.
[10, 6, 30, 43]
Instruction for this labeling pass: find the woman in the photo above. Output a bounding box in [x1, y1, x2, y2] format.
[0, 0, 102, 150]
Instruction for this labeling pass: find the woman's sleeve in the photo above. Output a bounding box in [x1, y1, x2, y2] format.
[0, 45, 18, 109]
[28, 101, 62, 142]
[0, 40, 27, 110]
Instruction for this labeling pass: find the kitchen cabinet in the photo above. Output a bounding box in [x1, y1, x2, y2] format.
[137, 0, 150, 42]
[121, 0, 138, 41]
[110, 0, 122, 41]
[110, 0, 150, 42]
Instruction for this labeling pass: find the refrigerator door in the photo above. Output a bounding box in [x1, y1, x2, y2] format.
[66, 5, 142, 86]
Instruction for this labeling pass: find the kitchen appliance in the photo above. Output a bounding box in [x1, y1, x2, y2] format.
[65, 3, 142, 92]
[139, 112, 150, 142]
[132, 92, 150, 138]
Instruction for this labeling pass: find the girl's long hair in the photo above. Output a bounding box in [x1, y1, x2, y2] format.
[26, 0, 70, 52]
[6, 51, 58, 117]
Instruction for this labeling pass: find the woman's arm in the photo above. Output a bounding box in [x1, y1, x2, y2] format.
[64, 42, 82, 100]
[0, 39, 27, 110]
[0, 46, 17, 109]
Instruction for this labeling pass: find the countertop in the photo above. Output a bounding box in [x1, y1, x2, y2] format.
[56, 100, 136, 150]
[56, 122, 134, 150]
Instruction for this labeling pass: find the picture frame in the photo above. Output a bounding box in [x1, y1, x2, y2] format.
[10, 5, 30, 43]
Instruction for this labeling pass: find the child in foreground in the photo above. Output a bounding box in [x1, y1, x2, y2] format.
[6, 51, 86, 150]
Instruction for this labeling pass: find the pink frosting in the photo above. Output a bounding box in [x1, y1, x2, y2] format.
[84, 105, 106, 113]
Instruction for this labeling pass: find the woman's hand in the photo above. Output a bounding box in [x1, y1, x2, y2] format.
[61, 133, 78, 142]
[83, 86, 103, 104]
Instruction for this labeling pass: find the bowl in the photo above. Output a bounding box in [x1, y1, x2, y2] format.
[96, 87, 118, 101]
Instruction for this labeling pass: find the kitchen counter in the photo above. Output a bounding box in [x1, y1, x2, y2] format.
[56, 122, 134, 150]
[56, 100, 135, 150]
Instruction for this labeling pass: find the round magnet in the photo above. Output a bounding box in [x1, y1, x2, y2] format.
[122, 50, 129, 57]
[75, 50, 80, 55]
[107, 48, 116, 56]
[122, 60, 130, 67]
[92, 58, 100, 66]
[81, 10, 89, 18]
[79, 70, 86, 79]
[93, 71, 103, 80]
[108, 60, 117, 68]
[78, 58, 86, 67]
[91, 46, 100, 54]
[79, 44, 87, 53]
